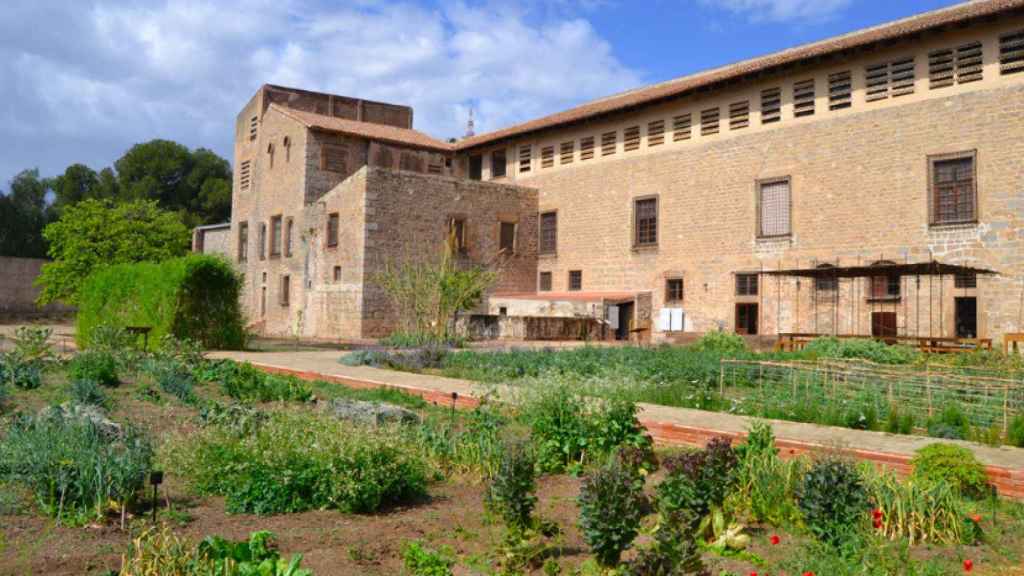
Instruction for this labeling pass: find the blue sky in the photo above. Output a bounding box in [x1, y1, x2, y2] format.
[0, 0, 965, 190]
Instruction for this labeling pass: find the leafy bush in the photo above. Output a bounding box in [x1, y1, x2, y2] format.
[10, 326, 55, 363]
[1009, 414, 1024, 448]
[157, 368, 199, 405]
[796, 457, 869, 545]
[735, 422, 803, 525]
[402, 541, 455, 576]
[926, 404, 970, 440]
[0, 353, 42, 390]
[119, 526, 311, 576]
[0, 409, 152, 522]
[217, 362, 312, 403]
[341, 347, 449, 372]
[168, 412, 428, 515]
[578, 458, 647, 568]
[624, 510, 705, 576]
[485, 440, 537, 534]
[77, 254, 244, 351]
[380, 331, 467, 349]
[884, 404, 916, 435]
[68, 350, 119, 386]
[803, 337, 920, 365]
[658, 436, 739, 522]
[910, 443, 989, 498]
[691, 331, 748, 355]
[70, 379, 109, 408]
[198, 401, 268, 435]
[415, 401, 507, 477]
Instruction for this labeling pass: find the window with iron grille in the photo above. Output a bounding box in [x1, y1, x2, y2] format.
[258, 223, 267, 260]
[580, 136, 595, 160]
[468, 154, 483, 180]
[729, 101, 749, 130]
[270, 215, 282, 257]
[327, 213, 339, 247]
[955, 272, 977, 288]
[930, 153, 976, 225]
[829, 71, 852, 110]
[237, 222, 248, 262]
[956, 42, 983, 83]
[541, 145, 555, 168]
[665, 278, 683, 302]
[761, 88, 781, 124]
[539, 272, 552, 292]
[624, 126, 641, 151]
[700, 108, 719, 136]
[279, 275, 290, 306]
[634, 197, 658, 247]
[673, 114, 692, 141]
[321, 143, 348, 173]
[499, 221, 516, 255]
[519, 145, 532, 173]
[560, 141, 575, 164]
[648, 120, 665, 146]
[736, 273, 759, 296]
[539, 211, 557, 255]
[449, 217, 467, 253]
[1001, 30, 1024, 75]
[793, 79, 815, 117]
[601, 131, 617, 156]
[491, 150, 507, 178]
[249, 116, 258, 141]
[568, 270, 582, 291]
[285, 218, 293, 257]
[757, 179, 791, 238]
[815, 263, 837, 292]
[239, 160, 251, 191]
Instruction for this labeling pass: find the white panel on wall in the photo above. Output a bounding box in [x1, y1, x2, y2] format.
[658, 309, 672, 331]
[670, 308, 684, 332]
[607, 305, 620, 330]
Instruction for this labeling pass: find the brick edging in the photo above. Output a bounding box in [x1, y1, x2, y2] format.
[249, 362, 1024, 499]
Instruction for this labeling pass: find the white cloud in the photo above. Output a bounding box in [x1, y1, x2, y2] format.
[0, 0, 642, 185]
[699, 0, 852, 23]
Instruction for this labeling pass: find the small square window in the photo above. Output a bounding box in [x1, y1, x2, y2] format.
[736, 273, 759, 296]
[955, 272, 977, 288]
[568, 270, 582, 291]
[539, 272, 552, 292]
[666, 278, 683, 302]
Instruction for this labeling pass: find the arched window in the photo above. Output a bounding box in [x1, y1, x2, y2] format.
[870, 260, 900, 299]
[814, 263, 837, 292]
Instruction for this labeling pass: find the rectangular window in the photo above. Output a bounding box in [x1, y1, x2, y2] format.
[327, 213, 339, 247]
[665, 278, 684, 302]
[865, 58, 915, 101]
[491, 149, 507, 178]
[761, 88, 781, 124]
[624, 126, 640, 151]
[793, 79, 815, 117]
[871, 273, 901, 299]
[518, 145, 532, 173]
[399, 151, 423, 173]
[634, 197, 658, 247]
[239, 160, 251, 191]
[866, 62, 890, 101]
[499, 221, 516, 255]
[449, 217, 467, 253]
[237, 222, 248, 262]
[1000, 30, 1024, 75]
[956, 42, 983, 84]
[955, 272, 977, 288]
[280, 275, 290, 306]
[580, 136, 595, 161]
[321, 143, 348, 173]
[829, 70, 852, 110]
[601, 131, 617, 156]
[929, 48, 955, 88]
[333, 266, 342, 282]
[541, 145, 555, 168]
[700, 107, 719, 136]
[249, 116, 258, 141]
[568, 270, 582, 291]
[673, 113, 692, 141]
[285, 217, 293, 258]
[539, 211, 557, 255]
[758, 178, 792, 238]
[930, 153, 976, 225]
[647, 120, 665, 146]
[891, 57, 916, 96]
[270, 215, 282, 257]
[560, 141, 575, 164]
[468, 154, 483, 180]
[258, 223, 267, 260]
[736, 273, 759, 296]
[729, 101, 749, 130]
[539, 271, 552, 292]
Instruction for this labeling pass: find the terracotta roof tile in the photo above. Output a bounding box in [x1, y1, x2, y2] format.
[272, 105, 454, 152]
[456, 0, 1024, 150]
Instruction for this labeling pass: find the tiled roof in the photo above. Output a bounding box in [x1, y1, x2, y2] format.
[272, 105, 454, 152]
[456, 0, 1024, 150]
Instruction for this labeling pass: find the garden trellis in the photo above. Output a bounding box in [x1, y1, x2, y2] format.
[719, 358, 1024, 434]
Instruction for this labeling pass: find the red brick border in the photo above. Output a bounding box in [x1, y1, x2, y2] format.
[252, 362, 1024, 499]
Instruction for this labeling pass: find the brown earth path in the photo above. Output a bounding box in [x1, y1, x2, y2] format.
[209, 350, 1024, 498]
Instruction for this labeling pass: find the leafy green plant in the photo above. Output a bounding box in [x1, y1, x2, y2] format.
[11, 326, 55, 363]
[864, 470, 968, 545]
[485, 440, 537, 534]
[578, 458, 647, 568]
[692, 331, 748, 355]
[803, 337, 920, 365]
[402, 540, 455, 576]
[884, 404, 916, 435]
[198, 401, 268, 435]
[625, 510, 705, 576]
[910, 443, 989, 498]
[119, 526, 311, 576]
[70, 379, 109, 408]
[68, 350, 119, 387]
[926, 404, 970, 440]
[796, 456, 869, 545]
[380, 331, 467, 349]
[0, 353, 42, 390]
[735, 422, 803, 526]
[1009, 414, 1024, 447]
[217, 362, 312, 403]
[156, 368, 199, 405]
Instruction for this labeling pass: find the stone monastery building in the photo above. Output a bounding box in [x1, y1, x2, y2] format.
[202, 0, 1024, 345]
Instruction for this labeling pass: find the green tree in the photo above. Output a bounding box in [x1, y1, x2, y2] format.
[0, 169, 52, 258]
[36, 199, 190, 305]
[50, 163, 100, 212]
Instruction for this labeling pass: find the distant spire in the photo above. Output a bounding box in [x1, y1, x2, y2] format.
[465, 108, 475, 138]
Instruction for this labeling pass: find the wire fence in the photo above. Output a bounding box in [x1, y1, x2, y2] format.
[719, 358, 1024, 434]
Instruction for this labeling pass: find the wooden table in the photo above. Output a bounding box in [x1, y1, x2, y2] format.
[126, 326, 153, 349]
[1005, 333, 1024, 354]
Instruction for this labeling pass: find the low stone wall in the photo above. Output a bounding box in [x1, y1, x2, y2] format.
[457, 313, 607, 341]
[0, 257, 74, 320]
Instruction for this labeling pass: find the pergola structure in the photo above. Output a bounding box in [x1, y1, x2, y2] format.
[762, 259, 1000, 353]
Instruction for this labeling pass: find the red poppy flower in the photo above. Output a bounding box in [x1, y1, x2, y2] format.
[749, 573, 758, 576]
[770, 534, 781, 545]
[970, 514, 981, 523]
[872, 508, 883, 520]
[873, 518, 883, 529]
[803, 572, 815, 576]
[964, 559, 974, 572]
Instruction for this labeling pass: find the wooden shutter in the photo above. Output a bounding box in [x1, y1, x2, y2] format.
[760, 88, 781, 124]
[729, 101, 749, 130]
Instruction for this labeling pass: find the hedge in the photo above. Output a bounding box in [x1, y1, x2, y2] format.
[77, 255, 245, 350]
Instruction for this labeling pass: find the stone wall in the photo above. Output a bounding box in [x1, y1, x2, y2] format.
[0, 257, 74, 319]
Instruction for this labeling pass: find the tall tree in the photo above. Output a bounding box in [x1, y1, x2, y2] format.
[50, 163, 100, 212]
[36, 199, 190, 305]
[0, 169, 52, 258]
